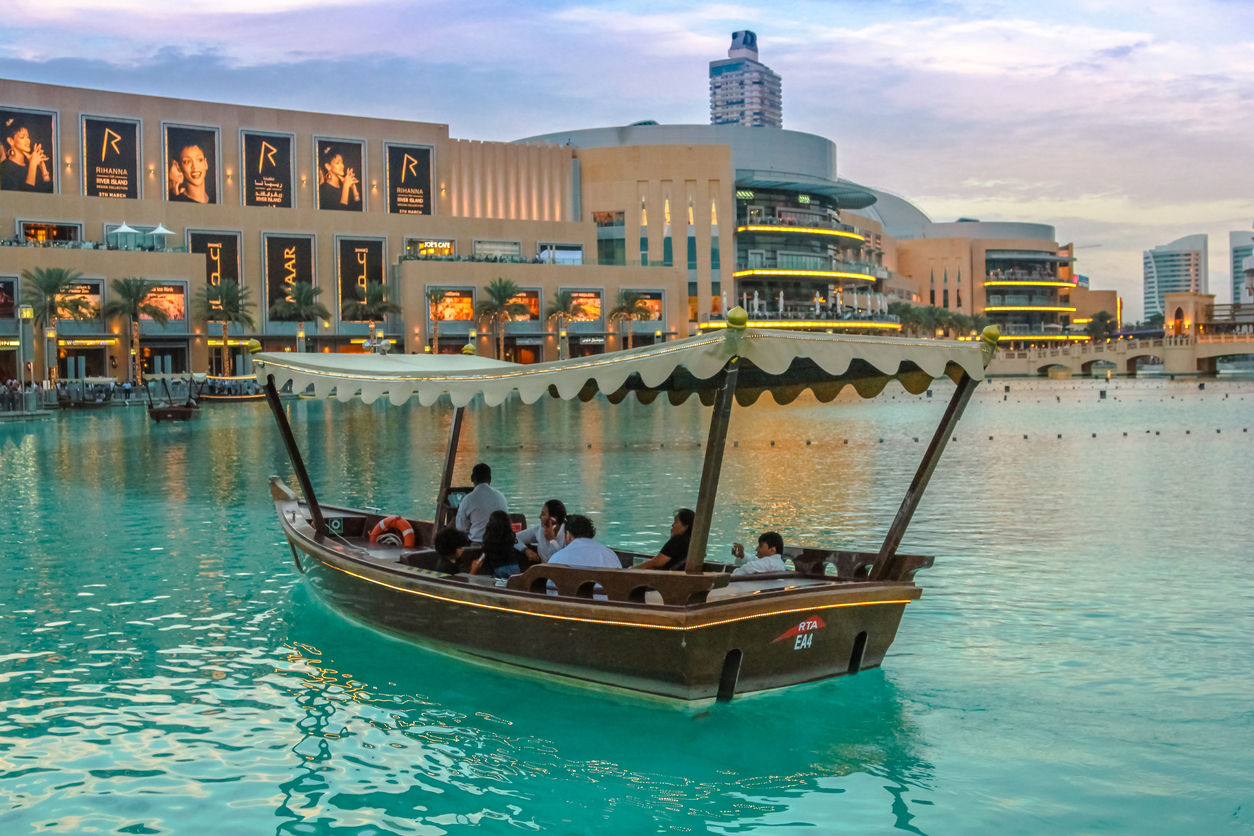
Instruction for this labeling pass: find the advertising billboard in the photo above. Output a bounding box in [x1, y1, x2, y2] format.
[188, 232, 241, 288]
[638, 290, 664, 321]
[385, 144, 431, 215]
[337, 238, 386, 320]
[569, 290, 602, 322]
[510, 289, 541, 321]
[0, 278, 14, 319]
[0, 107, 55, 193]
[58, 281, 102, 314]
[264, 236, 315, 310]
[432, 289, 474, 322]
[141, 285, 186, 321]
[82, 117, 139, 199]
[316, 139, 363, 212]
[165, 124, 219, 204]
[242, 132, 293, 208]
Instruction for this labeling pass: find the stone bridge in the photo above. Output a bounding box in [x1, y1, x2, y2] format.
[987, 333, 1254, 377]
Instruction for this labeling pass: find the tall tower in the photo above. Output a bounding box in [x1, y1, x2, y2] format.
[1230, 229, 1254, 304]
[1143, 234, 1208, 318]
[709, 31, 783, 128]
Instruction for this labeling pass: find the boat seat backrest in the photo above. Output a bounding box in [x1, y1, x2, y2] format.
[788, 548, 934, 581]
[506, 565, 729, 606]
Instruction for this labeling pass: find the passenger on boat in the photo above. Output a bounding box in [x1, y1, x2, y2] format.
[633, 508, 694, 571]
[432, 527, 473, 575]
[514, 499, 567, 564]
[731, 532, 789, 575]
[455, 463, 509, 541]
[471, 510, 523, 580]
[548, 515, 622, 569]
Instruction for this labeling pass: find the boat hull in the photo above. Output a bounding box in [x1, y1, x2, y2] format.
[278, 496, 921, 703]
[149, 405, 200, 422]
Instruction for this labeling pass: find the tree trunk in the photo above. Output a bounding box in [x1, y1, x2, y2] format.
[222, 321, 231, 376]
[297, 320, 304, 353]
[498, 316, 506, 361]
[432, 318, 440, 354]
[131, 317, 140, 385]
[627, 318, 633, 350]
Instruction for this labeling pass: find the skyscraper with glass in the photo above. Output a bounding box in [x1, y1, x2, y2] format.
[709, 31, 783, 128]
[1230, 230, 1253, 304]
[1143, 234, 1208, 318]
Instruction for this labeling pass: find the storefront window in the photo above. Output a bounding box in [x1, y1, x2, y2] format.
[538, 243, 582, 265]
[406, 239, 455, 257]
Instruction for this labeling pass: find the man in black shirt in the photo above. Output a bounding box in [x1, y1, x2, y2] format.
[634, 508, 694, 571]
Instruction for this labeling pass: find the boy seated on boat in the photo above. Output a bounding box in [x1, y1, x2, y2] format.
[730, 532, 788, 576]
[432, 527, 473, 575]
[548, 515, 622, 569]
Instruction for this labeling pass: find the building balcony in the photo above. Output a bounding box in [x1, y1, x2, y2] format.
[735, 259, 885, 283]
[984, 269, 1070, 287]
[736, 217, 864, 244]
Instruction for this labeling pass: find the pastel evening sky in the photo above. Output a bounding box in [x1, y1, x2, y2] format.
[3, 0, 1251, 319]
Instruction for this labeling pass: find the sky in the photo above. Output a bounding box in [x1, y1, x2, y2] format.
[2, 0, 1252, 320]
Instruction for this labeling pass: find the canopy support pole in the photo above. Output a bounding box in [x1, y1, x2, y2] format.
[434, 406, 465, 531]
[872, 372, 978, 581]
[264, 374, 326, 537]
[687, 359, 740, 575]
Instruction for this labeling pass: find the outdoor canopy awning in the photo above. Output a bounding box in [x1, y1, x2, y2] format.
[253, 328, 988, 409]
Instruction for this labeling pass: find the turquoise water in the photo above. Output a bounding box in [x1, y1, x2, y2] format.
[2, 377, 1253, 834]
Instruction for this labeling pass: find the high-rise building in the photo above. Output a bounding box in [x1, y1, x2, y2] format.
[709, 31, 782, 128]
[1143, 234, 1208, 319]
[1230, 230, 1254, 304]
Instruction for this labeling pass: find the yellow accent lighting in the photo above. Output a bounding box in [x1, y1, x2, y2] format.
[983, 280, 1075, 287]
[983, 305, 1076, 312]
[310, 553, 911, 631]
[700, 320, 901, 331]
[733, 268, 876, 281]
[735, 226, 865, 242]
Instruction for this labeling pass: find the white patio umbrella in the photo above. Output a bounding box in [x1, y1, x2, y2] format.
[109, 222, 138, 235]
[753, 290, 759, 315]
[721, 291, 728, 317]
[779, 291, 785, 316]
[814, 295, 821, 316]
[147, 224, 174, 237]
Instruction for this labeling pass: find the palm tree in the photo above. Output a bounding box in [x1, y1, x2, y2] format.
[342, 281, 402, 347]
[546, 290, 585, 360]
[475, 278, 529, 361]
[1085, 310, 1116, 341]
[20, 266, 95, 383]
[268, 281, 331, 353]
[607, 290, 652, 350]
[193, 280, 256, 376]
[103, 277, 169, 384]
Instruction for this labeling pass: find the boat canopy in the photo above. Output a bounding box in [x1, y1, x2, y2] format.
[252, 327, 988, 408]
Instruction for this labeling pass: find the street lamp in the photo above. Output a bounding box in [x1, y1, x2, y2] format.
[18, 304, 32, 411]
[45, 324, 56, 390]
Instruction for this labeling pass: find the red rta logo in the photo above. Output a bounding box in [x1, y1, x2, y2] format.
[774, 615, 826, 649]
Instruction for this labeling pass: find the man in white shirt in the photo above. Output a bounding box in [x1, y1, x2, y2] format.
[730, 531, 789, 576]
[454, 463, 508, 542]
[549, 515, 622, 569]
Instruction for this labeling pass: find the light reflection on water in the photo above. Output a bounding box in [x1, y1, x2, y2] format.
[1, 376, 1253, 834]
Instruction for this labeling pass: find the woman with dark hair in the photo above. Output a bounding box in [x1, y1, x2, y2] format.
[515, 499, 567, 564]
[471, 510, 521, 580]
[635, 508, 694, 571]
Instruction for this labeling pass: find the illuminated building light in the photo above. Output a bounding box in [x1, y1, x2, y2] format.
[57, 338, 117, 346]
[735, 190, 754, 200]
[959, 333, 1089, 341]
[700, 321, 901, 331]
[1073, 318, 1092, 324]
[0, 339, 19, 347]
[983, 305, 1076, 312]
[982, 280, 1076, 287]
[735, 226, 865, 242]
[733, 268, 877, 281]
[207, 339, 252, 346]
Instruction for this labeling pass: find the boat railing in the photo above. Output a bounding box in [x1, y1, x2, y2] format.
[506, 563, 729, 606]
[788, 548, 934, 581]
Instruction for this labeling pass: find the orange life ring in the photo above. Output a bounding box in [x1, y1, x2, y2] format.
[369, 515, 415, 548]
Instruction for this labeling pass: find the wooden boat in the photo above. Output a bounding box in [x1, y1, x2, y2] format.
[62, 376, 120, 409]
[253, 310, 999, 704]
[145, 376, 200, 422]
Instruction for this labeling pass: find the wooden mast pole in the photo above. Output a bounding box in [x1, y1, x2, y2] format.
[686, 358, 739, 575]
[263, 374, 326, 536]
[434, 406, 465, 530]
[871, 372, 978, 581]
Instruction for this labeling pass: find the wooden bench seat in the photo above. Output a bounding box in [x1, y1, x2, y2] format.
[506, 565, 729, 606]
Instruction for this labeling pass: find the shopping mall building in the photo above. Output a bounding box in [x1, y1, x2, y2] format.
[0, 78, 1117, 381]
